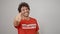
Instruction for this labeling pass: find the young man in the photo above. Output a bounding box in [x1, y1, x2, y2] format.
[13, 2, 39, 34]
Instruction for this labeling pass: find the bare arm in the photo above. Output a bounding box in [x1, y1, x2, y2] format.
[36, 31, 39, 34]
[14, 18, 20, 27]
[13, 13, 21, 27]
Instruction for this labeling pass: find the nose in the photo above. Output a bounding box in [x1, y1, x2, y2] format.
[25, 9, 29, 12]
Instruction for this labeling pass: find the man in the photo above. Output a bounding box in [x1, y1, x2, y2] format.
[13, 2, 39, 34]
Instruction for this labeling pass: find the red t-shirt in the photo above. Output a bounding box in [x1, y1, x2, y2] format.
[15, 17, 39, 34]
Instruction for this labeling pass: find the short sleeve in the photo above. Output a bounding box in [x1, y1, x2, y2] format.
[35, 19, 39, 31]
[36, 23, 39, 31]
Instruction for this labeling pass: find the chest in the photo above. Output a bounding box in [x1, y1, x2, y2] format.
[20, 20, 37, 29]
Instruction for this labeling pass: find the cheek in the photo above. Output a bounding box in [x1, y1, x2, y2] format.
[21, 11, 25, 14]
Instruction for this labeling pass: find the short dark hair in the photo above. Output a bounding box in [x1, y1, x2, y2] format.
[18, 2, 30, 13]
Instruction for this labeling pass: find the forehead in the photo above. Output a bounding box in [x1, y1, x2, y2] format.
[21, 6, 28, 9]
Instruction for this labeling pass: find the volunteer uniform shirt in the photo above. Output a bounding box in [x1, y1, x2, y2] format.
[15, 17, 39, 34]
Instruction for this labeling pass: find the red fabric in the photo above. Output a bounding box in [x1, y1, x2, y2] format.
[15, 17, 39, 34]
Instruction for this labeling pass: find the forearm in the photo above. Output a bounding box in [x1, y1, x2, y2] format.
[36, 31, 39, 34]
[14, 20, 20, 27]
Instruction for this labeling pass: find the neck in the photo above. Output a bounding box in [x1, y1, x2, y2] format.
[22, 15, 30, 20]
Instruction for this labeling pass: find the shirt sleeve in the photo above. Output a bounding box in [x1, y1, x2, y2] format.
[35, 19, 39, 31]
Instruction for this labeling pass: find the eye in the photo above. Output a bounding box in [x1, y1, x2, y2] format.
[22, 9, 25, 11]
[26, 8, 27, 10]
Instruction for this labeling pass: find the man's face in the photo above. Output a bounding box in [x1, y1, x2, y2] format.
[21, 6, 30, 17]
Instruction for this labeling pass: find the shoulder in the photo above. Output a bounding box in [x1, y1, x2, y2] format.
[30, 17, 37, 21]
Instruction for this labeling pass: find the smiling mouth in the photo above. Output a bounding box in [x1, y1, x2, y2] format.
[24, 12, 29, 14]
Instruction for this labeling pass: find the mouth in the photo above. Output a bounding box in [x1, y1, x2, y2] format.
[25, 12, 29, 14]
[23, 12, 29, 17]
[24, 12, 29, 14]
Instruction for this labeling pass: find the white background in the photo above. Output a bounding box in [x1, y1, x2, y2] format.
[0, 0, 60, 34]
